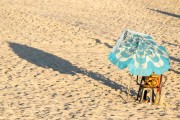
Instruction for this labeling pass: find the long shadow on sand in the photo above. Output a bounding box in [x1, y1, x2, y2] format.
[162, 41, 180, 47]
[148, 8, 180, 18]
[95, 39, 113, 48]
[9, 42, 136, 97]
[169, 56, 180, 74]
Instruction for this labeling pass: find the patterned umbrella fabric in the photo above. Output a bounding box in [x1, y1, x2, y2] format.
[109, 29, 170, 76]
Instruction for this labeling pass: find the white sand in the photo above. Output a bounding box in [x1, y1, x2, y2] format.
[0, 0, 179, 119]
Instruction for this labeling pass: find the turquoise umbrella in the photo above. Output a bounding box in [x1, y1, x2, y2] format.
[109, 29, 170, 76]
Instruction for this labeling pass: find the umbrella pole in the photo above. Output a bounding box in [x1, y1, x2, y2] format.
[127, 74, 132, 102]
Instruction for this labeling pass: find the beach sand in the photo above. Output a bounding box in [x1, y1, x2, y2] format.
[0, 0, 179, 119]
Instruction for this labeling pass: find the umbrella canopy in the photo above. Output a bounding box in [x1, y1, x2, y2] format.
[109, 29, 170, 76]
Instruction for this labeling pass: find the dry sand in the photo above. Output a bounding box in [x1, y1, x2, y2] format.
[0, 0, 180, 119]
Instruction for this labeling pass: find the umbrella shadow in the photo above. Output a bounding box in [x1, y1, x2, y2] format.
[9, 42, 137, 97]
[148, 8, 180, 18]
